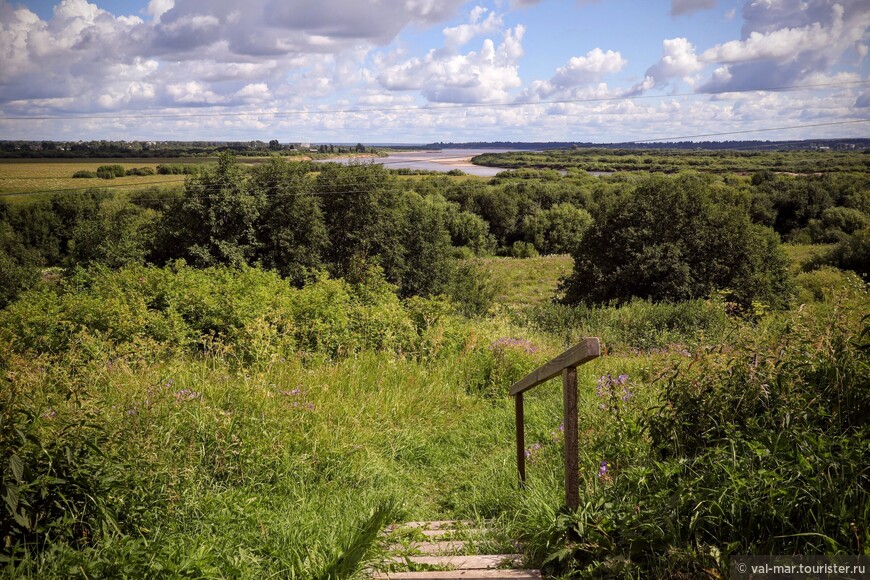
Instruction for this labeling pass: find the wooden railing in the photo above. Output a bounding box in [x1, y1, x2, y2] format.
[509, 338, 600, 510]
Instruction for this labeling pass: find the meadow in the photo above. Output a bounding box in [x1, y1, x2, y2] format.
[1, 150, 869, 578]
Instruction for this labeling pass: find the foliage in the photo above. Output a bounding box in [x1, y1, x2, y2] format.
[560, 174, 793, 309]
[71, 170, 95, 178]
[251, 157, 327, 285]
[523, 203, 592, 255]
[95, 165, 126, 179]
[165, 152, 266, 267]
[813, 227, 870, 281]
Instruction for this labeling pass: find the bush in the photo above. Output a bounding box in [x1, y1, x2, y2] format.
[510, 241, 539, 258]
[95, 165, 126, 180]
[0, 263, 471, 362]
[72, 171, 96, 178]
[124, 167, 155, 177]
[561, 174, 793, 309]
[815, 227, 870, 281]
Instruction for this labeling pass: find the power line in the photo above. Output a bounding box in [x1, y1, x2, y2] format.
[621, 119, 870, 144]
[1, 118, 867, 198]
[2, 80, 869, 122]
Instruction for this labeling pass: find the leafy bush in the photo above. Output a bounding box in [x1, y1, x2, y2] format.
[561, 174, 793, 309]
[510, 241, 539, 258]
[814, 227, 870, 281]
[95, 165, 126, 180]
[71, 170, 96, 178]
[124, 167, 155, 176]
[522, 203, 592, 255]
[0, 262, 471, 362]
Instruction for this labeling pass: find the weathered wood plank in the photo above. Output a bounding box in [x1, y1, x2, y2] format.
[397, 521, 475, 530]
[563, 367, 579, 512]
[515, 393, 525, 486]
[384, 554, 523, 569]
[408, 541, 467, 554]
[372, 570, 542, 579]
[508, 338, 600, 396]
[418, 528, 487, 538]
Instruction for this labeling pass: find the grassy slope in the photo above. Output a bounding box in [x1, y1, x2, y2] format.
[4, 249, 867, 578]
[472, 255, 573, 309]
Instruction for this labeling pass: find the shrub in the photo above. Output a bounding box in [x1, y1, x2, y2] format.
[95, 165, 126, 180]
[124, 167, 155, 177]
[72, 170, 96, 178]
[815, 227, 870, 281]
[561, 174, 793, 309]
[510, 241, 539, 258]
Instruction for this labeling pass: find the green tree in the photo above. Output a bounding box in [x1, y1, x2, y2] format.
[251, 158, 328, 285]
[560, 174, 792, 308]
[167, 152, 265, 267]
[523, 202, 592, 254]
[317, 162, 405, 282]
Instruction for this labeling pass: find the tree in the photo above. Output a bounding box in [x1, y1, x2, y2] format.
[560, 174, 792, 309]
[523, 202, 592, 255]
[317, 162, 405, 282]
[167, 152, 265, 267]
[251, 158, 328, 285]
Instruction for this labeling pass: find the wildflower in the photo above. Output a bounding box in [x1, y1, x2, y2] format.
[173, 389, 201, 402]
[43, 408, 57, 420]
[598, 460, 611, 478]
[525, 442, 543, 460]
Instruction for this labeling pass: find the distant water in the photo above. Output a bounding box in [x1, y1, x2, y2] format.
[322, 148, 514, 177]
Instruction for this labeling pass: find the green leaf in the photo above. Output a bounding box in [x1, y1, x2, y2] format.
[9, 454, 23, 484]
[4, 484, 20, 512]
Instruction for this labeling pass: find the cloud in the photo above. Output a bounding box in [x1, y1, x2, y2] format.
[526, 48, 627, 99]
[442, 6, 502, 51]
[698, 0, 870, 92]
[379, 25, 526, 103]
[644, 37, 702, 86]
[671, 0, 716, 17]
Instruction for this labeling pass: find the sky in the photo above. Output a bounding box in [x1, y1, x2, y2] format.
[1, 0, 868, 143]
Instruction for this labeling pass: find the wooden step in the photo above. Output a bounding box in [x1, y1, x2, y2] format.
[407, 541, 467, 554]
[417, 528, 487, 538]
[371, 570, 541, 579]
[385, 554, 523, 569]
[399, 520, 475, 530]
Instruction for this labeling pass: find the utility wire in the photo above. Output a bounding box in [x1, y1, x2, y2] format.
[2, 80, 869, 121]
[1, 118, 867, 198]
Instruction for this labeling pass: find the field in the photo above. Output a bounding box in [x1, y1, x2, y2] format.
[1, 151, 868, 578]
[472, 254, 573, 308]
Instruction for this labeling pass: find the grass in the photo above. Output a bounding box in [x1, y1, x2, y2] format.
[471, 255, 572, 309]
[0, 157, 313, 199]
[2, 254, 868, 578]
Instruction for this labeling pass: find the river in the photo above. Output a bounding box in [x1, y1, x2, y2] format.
[322, 148, 514, 177]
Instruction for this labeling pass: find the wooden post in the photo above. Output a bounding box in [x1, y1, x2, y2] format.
[515, 392, 526, 487]
[562, 366, 579, 512]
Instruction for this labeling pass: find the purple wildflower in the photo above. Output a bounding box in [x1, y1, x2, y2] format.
[43, 408, 57, 420]
[598, 460, 611, 478]
[173, 389, 201, 402]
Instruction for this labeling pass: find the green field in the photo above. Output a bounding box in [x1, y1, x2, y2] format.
[1, 153, 868, 578]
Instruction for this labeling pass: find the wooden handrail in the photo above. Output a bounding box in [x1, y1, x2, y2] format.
[510, 337, 600, 511]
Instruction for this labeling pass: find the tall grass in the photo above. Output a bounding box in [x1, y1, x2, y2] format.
[2, 259, 868, 578]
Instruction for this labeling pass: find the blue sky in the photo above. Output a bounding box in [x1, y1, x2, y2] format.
[1, 0, 868, 143]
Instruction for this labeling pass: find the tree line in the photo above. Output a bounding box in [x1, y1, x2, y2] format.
[1, 153, 868, 311]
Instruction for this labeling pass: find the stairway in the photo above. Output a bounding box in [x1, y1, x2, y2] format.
[371, 520, 542, 580]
